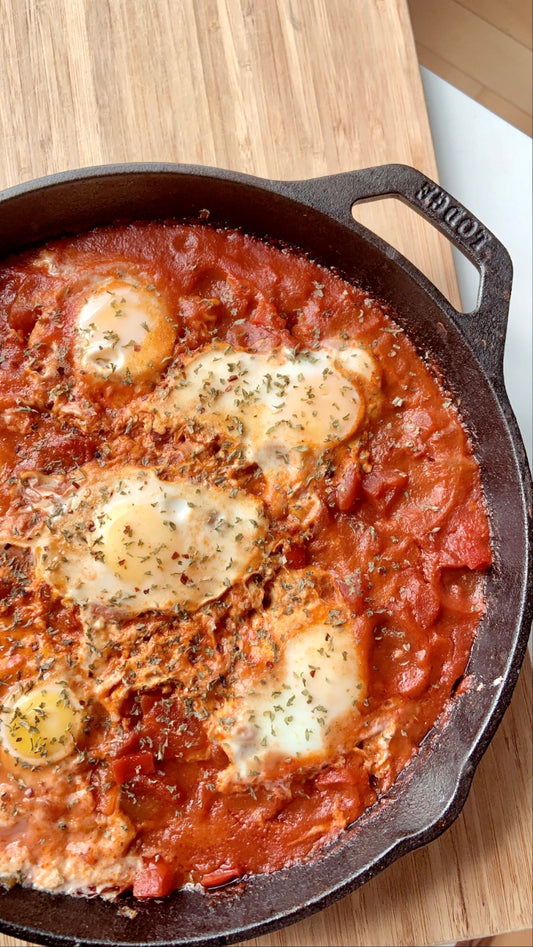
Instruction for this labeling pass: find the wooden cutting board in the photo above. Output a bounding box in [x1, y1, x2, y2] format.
[0, 2, 531, 945]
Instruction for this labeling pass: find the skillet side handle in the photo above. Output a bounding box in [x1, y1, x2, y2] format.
[316, 164, 513, 384]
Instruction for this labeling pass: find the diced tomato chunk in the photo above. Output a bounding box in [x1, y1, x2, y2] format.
[338, 571, 364, 608]
[250, 298, 287, 330]
[402, 573, 441, 628]
[118, 774, 182, 828]
[112, 751, 156, 784]
[140, 698, 210, 761]
[133, 861, 175, 899]
[284, 542, 307, 569]
[335, 462, 361, 512]
[226, 318, 290, 350]
[372, 623, 430, 700]
[200, 867, 242, 889]
[362, 467, 408, 513]
[437, 514, 492, 570]
[315, 764, 358, 788]
[139, 693, 159, 716]
[90, 765, 118, 816]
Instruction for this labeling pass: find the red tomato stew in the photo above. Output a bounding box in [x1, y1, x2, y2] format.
[0, 221, 491, 898]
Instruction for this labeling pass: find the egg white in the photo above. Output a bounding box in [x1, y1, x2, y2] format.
[73, 275, 176, 383]
[209, 573, 367, 786]
[146, 342, 381, 486]
[31, 465, 269, 615]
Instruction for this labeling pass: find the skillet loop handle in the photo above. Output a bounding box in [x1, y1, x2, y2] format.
[328, 164, 512, 383]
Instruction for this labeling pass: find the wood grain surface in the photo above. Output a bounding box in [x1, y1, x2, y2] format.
[0, 2, 531, 946]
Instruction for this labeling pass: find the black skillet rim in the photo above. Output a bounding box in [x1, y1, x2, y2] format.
[0, 162, 530, 947]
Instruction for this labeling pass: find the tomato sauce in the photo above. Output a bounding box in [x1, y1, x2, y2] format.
[0, 221, 491, 898]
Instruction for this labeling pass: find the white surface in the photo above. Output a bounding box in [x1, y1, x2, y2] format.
[421, 67, 532, 469]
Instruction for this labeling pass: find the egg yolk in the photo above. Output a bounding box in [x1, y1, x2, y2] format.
[102, 498, 188, 586]
[1, 684, 81, 765]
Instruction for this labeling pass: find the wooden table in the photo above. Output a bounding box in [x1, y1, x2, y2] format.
[0, 2, 531, 944]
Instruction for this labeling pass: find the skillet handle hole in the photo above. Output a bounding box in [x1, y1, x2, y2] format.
[351, 196, 481, 315]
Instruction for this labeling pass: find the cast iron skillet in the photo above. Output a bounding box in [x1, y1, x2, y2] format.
[0, 163, 531, 947]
